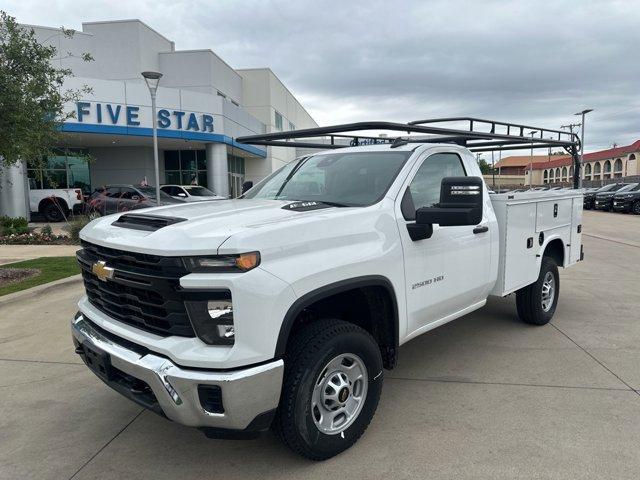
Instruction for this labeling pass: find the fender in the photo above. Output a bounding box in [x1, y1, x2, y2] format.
[274, 275, 399, 358]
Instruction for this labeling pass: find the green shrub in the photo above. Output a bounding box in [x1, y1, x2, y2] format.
[41, 224, 53, 236]
[63, 216, 91, 242]
[0, 216, 29, 236]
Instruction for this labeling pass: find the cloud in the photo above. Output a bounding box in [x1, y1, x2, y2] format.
[3, 0, 639, 152]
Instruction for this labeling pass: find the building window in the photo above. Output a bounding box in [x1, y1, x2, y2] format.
[164, 149, 208, 187]
[27, 149, 91, 192]
[275, 111, 283, 131]
[584, 163, 592, 180]
[543, 170, 548, 183]
[603, 160, 612, 179]
[561, 167, 568, 181]
[613, 158, 623, 178]
[594, 162, 601, 178]
[555, 168, 560, 182]
[630, 154, 636, 161]
[289, 121, 296, 131]
[227, 154, 245, 198]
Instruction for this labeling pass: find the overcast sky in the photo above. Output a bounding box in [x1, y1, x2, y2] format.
[3, 0, 639, 153]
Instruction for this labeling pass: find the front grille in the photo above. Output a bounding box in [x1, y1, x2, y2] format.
[77, 241, 195, 337]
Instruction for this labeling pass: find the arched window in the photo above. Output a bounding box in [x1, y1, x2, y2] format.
[543, 170, 548, 183]
[561, 167, 568, 181]
[584, 163, 591, 180]
[603, 160, 612, 179]
[630, 154, 636, 161]
[594, 162, 601, 177]
[614, 158, 623, 178]
[555, 168, 561, 182]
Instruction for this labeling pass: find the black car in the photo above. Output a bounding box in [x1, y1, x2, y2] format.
[584, 183, 626, 210]
[612, 183, 640, 214]
[85, 184, 185, 217]
[594, 183, 634, 211]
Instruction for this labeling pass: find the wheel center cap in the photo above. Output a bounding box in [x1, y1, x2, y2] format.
[338, 387, 350, 403]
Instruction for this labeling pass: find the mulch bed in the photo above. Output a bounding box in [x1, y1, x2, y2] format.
[0, 233, 78, 245]
[0, 268, 41, 287]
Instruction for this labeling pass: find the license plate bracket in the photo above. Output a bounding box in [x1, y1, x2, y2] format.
[81, 342, 114, 382]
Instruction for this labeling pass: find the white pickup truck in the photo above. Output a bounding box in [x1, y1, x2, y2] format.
[71, 119, 583, 460]
[28, 180, 84, 221]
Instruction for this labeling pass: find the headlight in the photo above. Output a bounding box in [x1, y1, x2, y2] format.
[185, 294, 235, 345]
[183, 252, 260, 273]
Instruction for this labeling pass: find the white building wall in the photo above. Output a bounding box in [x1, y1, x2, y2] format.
[87, 147, 158, 187]
[159, 50, 243, 104]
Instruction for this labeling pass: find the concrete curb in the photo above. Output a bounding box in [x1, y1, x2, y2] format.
[0, 274, 83, 307]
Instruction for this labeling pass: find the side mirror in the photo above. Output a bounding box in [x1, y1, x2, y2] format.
[416, 176, 483, 227]
[242, 181, 253, 193]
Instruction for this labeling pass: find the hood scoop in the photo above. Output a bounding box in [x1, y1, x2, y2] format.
[282, 201, 332, 212]
[112, 213, 187, 232]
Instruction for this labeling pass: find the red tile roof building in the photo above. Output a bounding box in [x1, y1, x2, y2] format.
[523, 140, 640, 185]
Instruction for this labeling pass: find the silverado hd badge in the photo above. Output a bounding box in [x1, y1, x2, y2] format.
[92, 260, 115, 282]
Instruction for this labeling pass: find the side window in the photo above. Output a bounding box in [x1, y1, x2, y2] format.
[105, 187, 120, 197]
[404, 153, 466, 219]
[119, 188, 138, 200]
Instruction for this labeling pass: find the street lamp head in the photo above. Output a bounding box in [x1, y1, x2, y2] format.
[142, 71, 163, 94]
[574, 108, 593, 116]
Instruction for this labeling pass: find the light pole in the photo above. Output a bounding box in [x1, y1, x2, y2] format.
[142, 71, 163, 205]
[574, 108, 593, 188]
[528, 130, 538, 188]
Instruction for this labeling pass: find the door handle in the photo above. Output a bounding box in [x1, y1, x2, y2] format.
[473, 225, 489, 234]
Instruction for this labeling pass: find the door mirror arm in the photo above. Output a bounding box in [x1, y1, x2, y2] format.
[406, 222, 433, 241]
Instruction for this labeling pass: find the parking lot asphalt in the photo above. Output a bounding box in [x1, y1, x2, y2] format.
[1, 210, 639, 479]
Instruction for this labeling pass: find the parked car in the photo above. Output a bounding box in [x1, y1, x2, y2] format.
[72, 117, 584, 460]
[584, 183, 626, 210]
[612, 183, 640, 214]
[85, 184, 184, 217]
[594, 183, 633, 211]
[28, 179, 84, 222]
[160, 185, 226, 202]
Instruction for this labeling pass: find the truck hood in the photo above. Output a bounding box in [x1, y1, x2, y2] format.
[80, 198, 344, 255]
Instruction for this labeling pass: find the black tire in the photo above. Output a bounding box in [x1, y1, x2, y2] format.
[633, 201, 640, 215]
[515, 257, 559, 325]
[275, 319, 383, 460]
[42, 201, 66, 222]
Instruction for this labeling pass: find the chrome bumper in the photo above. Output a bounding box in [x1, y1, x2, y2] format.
[71, 314, 283, 431]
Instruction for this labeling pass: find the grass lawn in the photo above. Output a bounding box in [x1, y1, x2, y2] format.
[0, 257, 80, 296]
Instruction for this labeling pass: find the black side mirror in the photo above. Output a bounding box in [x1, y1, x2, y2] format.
[242, 181, 253, 193]
[416, 176, 483, 227]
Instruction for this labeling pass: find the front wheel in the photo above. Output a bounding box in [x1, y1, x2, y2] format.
[516, 257, 559, 325]
[633, 201, 640, 215]
[275, 319, 383, 460]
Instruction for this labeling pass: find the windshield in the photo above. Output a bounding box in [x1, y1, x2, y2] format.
[244, 151, 411, 206]
[184, 186, 216, 197]
[617, 183, 639, 193]
[597, 184, 619, 192]
[137, 186, 174, 200]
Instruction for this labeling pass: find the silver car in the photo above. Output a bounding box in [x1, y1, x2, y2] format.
[160, 185, 226, 202]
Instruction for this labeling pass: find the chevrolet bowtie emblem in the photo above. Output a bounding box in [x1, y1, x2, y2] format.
[92, 260, 115, 282]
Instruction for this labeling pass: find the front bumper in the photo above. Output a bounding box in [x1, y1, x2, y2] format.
[71, 313, 283, 432]
[594, 199, 612, 210]
[612, 199, 632, 212]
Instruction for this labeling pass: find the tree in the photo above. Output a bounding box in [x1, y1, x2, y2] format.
[477, 157, 492, 175]
[0, 11, 92, 169]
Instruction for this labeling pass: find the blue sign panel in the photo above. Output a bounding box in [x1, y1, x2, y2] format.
[76, 102, 215, 132]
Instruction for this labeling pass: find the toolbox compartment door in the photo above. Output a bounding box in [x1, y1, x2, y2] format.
[536, 199, 573, 233]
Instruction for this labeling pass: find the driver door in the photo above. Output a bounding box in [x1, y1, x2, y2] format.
[396, 151, 491, 336]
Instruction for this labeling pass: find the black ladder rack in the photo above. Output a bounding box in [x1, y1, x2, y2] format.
[236, 117, 582, 187]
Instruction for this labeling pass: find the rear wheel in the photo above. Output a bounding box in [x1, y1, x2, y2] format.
[633, 201, 640, 215]
[516, 257, 559, 325]
[275, 319, 383, 460]
[42, 201, 66, 222]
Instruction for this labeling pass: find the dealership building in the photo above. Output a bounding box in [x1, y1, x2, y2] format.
[2, 18, 318, 216]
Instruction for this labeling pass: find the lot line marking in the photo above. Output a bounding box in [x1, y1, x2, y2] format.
[68, 409, 145, 480]
[0, 357, 83, 366]
[582, 233, 640, 249]
[550, 323, 640, 398]
[386, 376, 632, 392]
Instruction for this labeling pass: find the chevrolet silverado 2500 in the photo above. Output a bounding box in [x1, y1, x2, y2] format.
[72, 118, 584, 460]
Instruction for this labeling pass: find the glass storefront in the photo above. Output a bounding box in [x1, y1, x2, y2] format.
[164, 149, 208, 187]
[27, 149, 91, 192]
[164, 149, 246, 197]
